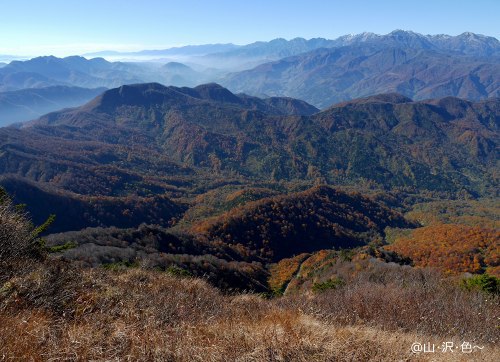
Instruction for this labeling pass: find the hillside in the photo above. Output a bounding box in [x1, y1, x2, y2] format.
[191, 186, 413, 261]
[37, 185, 411, 291]
[0, 83, 497, 299]
[387, 224, 499, 276]
[0, 177, 186, 233]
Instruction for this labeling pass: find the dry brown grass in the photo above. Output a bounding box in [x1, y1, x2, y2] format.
[1, 266, 499, 361]
[289, 265, 498, 342]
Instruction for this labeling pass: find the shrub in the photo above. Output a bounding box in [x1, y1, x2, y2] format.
[46, 241, 78, 253]
[462, 273, 499, 295]
[102, 260, 139, 270]
[165, 265, 192, 277]
[312, 277, 346, 293]
[0, 195, 41, 283]
[339, 248, 355, 262]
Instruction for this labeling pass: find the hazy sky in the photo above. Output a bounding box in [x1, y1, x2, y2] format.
[1, 0, 499, 56]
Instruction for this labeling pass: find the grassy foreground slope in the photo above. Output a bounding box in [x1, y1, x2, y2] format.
[1, 194, 499, 361]
[2, 267, 498, 361]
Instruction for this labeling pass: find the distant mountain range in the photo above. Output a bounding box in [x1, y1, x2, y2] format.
[0, 86, 106, 126]
[83, 30, 500, 61]
[0, 56, 211, 92]
[206, 31, 500, 71]
[77, 31, 500, 74]
[331, 30, 500, 56]
[223, 31, 500, 108]
[1, 30, 497, 115]
[0, 56, 143, 91]
[84, 43, 238, 58]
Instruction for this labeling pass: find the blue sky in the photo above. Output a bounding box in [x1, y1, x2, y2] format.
[1, 0, 499, 56]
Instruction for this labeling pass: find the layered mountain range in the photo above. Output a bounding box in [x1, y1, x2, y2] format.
[0, 83, 497, 227]
[1, 30, 498, 126]
[223, 34, 500, 107]
[85, 30, 500, 61]
[0, 56, 209, 92]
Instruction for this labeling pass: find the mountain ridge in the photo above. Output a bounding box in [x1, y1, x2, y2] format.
[84, 30, 500, 60]
[6, 83, 496, 199]
[222, 44, 500, 108]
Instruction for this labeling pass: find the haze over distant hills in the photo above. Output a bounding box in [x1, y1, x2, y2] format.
[84, 43, 239, 58]
[0, 55, 211, 92]
[0, 86, 106, 126]
[0, 55, 28, 63]
[0, 57, 207, 123]
[0, 56, 142, 91]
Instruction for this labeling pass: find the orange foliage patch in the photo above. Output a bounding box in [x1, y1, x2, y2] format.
[386, 224, 499, 276]
[297, 250, 337, 279]
[268, 253, 310, 293]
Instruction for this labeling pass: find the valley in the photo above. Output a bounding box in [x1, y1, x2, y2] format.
[0, 82, 497, 293]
